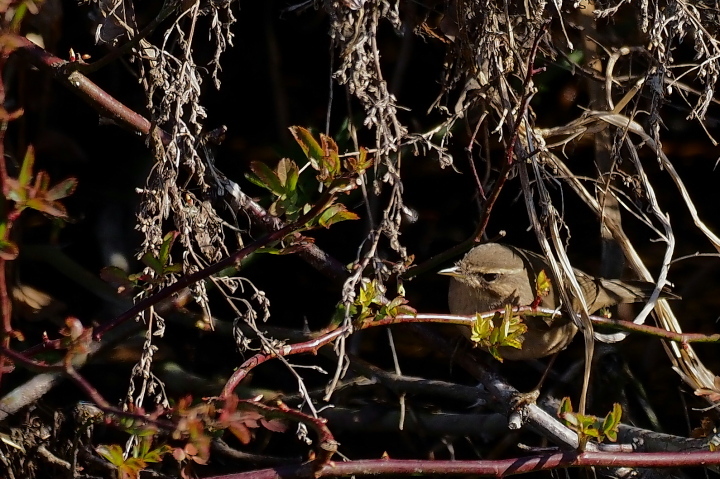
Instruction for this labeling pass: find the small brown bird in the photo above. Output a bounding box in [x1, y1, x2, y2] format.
[439, 243, 675, 360]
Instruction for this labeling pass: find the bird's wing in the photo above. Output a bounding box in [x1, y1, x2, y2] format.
[576, 273, 678, 313]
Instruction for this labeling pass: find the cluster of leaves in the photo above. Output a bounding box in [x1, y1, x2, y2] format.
[558, 397, 622, 449]
[97, 434, 170, 479]
[248, 157, 303, 220]
[168, 395, 287, 477]
[101, 231, 181, 295]
[92, 404, 167, 479]
[0, 146, 77, 259]
[469, 270, 553, 361]
[5, 146, 77, 219]
[331, 278, 416, 327]
[97, 395, 288, 479]
[247, 126, 372, 229]
[469, 305, 528, 362]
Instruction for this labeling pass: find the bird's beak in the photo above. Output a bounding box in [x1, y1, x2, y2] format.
[438, 266, 460, 277]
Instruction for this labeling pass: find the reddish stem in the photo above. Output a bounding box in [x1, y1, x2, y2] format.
[222, 327, 347, 398]
[212, 451, 720, 478]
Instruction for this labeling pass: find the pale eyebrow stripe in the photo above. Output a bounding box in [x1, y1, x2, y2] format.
[467, 267, 523, 274]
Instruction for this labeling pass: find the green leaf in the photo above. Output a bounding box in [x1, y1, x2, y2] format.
[470, 315, 493, 343]
[536, 269, 551, 298]
[18, 145, 35, 188]
[358, 279, 385, 308]
[396, 303, 417, 316]
[141, 252, 164, 276]
[127, 272, 150, 282]
[135, 437, 151, 458]
[499, 306, 526, 350]
[601, 403, 622, 442]
[276, 158, 299, 191]
[576, 414, 596, 430]
[558, 397, 622, 444]
[159, 231, 178, 267]
[143, 445, 172, 463]
[25, 198, 68, 218]
[289, 126, 324, 170]
[318, 204, 360, 228]
[45, 177, 78, 201]
[255, 246, 283, 254]
[280, 192, 301, 220]
[567, 49, 585, 64]
[100, 266, 134, 288]
[330, 303, 353, 326]
[245, 171, 270, 190]
[319, 134, 340, 176]
[164, 263, 183, 274]
[355, 147, 373, 171]
[97, 444, 125, 467]
[250, 161, 284, 196]
[559, 397, 573, 415]
[470, 307, 527, 361]
[268, 198, 285, 217]
[381, 296, 416, 319]
[358, 280, 376, 306]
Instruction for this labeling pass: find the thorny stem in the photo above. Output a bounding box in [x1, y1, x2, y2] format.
[228, 304, 350, 406]
[4, 35, 161, 140]
[222, 328, 347, 398]
[215, 451, 720, 478]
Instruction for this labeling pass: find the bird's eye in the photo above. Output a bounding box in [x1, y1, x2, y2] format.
[482, 273, 499, 282]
